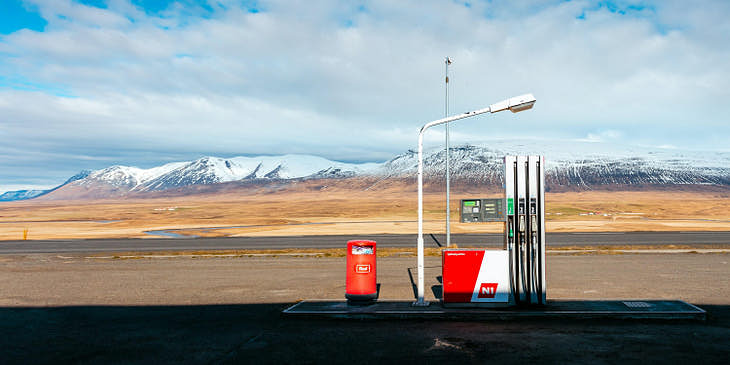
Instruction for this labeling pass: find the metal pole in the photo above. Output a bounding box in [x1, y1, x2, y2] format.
[415, 130, 426, 306]
[445, 57, 451, 248]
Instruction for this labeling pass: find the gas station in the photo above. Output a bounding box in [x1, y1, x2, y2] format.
[284, 94, 705, 320]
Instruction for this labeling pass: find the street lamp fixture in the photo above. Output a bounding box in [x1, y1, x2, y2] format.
[413, 93, 537, 306]
[488, 94, 537, 113]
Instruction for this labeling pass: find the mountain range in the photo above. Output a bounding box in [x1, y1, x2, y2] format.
[2, 140, 729, 201]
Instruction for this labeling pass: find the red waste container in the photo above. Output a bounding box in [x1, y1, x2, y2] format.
[346, 240, 377, 302]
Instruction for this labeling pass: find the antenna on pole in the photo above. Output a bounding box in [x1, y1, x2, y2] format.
[445, 56, 452, 248]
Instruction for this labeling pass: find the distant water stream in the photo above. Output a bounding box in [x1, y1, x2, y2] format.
[144, 230, 197, 239]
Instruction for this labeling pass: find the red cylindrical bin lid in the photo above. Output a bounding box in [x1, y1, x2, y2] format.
[348, 240, 376, 255]
[347, 240, 376, 246]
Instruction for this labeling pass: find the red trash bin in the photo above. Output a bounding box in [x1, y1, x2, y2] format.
[346, 240, 377, 302]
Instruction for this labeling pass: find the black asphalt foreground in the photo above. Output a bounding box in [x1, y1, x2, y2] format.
[1, 231, 729, 254]
[2, 303, 729, 364]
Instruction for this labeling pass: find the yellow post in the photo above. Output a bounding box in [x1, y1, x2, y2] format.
[23, 228, 28, 240]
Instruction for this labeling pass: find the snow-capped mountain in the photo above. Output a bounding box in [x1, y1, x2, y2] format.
[384, 141, 730, 187]
[0, 170, 91, 201]
[0, 189, 48, 202]
[72, 155, 380, 194]
[3, 140, 729, 201]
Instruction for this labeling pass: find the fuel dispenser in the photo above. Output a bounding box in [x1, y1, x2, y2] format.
[442, 155, 546, 307]
[504, 155, 546, 305]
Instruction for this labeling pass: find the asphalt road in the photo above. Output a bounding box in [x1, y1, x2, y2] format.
[0, 231, 729, 254]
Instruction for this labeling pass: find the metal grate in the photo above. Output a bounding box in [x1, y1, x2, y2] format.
[623, 301, 652, 308]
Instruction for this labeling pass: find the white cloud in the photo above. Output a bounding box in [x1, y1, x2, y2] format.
[1, 0, 729, 188]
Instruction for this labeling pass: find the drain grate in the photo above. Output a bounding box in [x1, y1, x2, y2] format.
[623, 301, 652, 308]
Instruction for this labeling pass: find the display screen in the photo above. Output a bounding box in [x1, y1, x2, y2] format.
[351, 245, 374, 255]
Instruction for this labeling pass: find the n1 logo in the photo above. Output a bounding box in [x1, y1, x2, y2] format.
[355, 264, 370, 273]
[477, 283, 498, 298]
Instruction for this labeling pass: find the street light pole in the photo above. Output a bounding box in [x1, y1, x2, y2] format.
[413, 93, 536, 306]
[445, 57, 452, 248]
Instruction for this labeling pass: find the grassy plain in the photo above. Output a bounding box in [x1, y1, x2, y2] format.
[0, 180, 728, 240]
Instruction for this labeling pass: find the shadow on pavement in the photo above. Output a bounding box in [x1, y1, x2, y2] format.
[432, 275, 443, 299]
[1, 303, 729, 364]
[407, 266, 417, 299]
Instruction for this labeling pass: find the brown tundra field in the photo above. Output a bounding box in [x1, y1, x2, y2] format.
[1, 179, 728, 240]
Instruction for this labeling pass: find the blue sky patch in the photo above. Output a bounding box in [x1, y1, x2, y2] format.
[0, 74, 76, 98]
[575, 1, 670, 33]
[241, 1, 263, 13]
[0, 0, 47, 34]
[77, 0, 108, 9]
[131, 0, 182, 14]
[577, 1, 656, 19]
[0, 1, 264, 35]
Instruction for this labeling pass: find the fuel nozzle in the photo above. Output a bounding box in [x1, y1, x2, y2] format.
[519, 215, 525, 233]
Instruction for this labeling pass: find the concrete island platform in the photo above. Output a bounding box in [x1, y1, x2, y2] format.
[283, 299, 706, 321]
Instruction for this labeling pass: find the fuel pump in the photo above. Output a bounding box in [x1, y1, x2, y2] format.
[504, 156, 518, 303]
[505, 155, 546, 305]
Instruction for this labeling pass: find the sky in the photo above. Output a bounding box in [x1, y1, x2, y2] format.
[1, 0, 729, 192]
